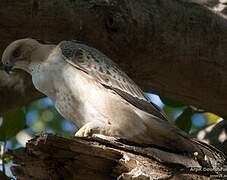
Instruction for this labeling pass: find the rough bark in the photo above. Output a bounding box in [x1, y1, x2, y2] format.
[12, 134, 220, 180]
[0, 0, 227, 118]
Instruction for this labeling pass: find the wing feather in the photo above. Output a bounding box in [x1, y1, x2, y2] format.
[59, 41, 168, 121]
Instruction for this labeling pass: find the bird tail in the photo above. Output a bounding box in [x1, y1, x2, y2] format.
[190, 138, 226, 171]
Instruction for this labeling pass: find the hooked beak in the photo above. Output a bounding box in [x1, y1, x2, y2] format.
[3, 64, 13, 74]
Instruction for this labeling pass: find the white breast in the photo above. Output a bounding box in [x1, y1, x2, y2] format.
[30, 49, 105, 127]
[58, 64, 107, 126]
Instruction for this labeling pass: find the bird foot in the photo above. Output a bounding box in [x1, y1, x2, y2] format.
[75, 122, 103, 137]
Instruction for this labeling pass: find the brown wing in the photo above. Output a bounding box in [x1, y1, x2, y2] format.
[59, 41, 168, 121]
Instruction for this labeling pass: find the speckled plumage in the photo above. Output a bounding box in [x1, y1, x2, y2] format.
[59, 41, 168, 121]
[1, 39, 226, 169]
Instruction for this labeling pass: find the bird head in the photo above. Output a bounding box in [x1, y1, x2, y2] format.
[1, 38, 41, 74]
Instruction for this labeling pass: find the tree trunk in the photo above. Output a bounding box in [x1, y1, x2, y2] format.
[0, 0, 227, 118]
[12, 134, 219, 180]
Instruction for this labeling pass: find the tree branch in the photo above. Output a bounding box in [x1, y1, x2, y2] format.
[0, 0, 227, 117]
[12, 134, 216, 179]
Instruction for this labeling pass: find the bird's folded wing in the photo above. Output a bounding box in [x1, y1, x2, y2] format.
[59, 41, 168, 121]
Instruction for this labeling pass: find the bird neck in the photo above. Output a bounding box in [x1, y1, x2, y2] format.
[32, 44, 56, 64]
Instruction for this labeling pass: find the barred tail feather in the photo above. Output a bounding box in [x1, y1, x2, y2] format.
[191, 138, 226, 170]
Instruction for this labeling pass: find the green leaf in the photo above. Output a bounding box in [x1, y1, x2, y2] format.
[0, 109, 26, 141]
[3, 154, 13, 164]
[175, 107, 193, 133]
[160, 96, 185, 107]
[162, 105, 177, 123]
[204, 112, 220, 125]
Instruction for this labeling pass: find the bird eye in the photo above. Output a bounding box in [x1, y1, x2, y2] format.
[12, 47, 21, 58]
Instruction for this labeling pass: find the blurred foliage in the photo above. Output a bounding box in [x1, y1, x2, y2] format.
[3, 154, 13, 165]
[0, 94, 222, 178]
[0, 97, 77, 178]
[0, 109, 26, 141]
[175, 107, 193, 133]
[159, 95, 221, 134]
[204, 112, 220, 125]
[160, 96, 185, 107]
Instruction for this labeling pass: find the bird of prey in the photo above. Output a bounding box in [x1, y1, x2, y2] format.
[1, 38, 226, 168]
